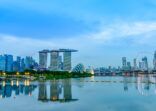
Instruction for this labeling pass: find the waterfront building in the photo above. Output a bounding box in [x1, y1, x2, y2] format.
[20, 58, 25, 72]
[86, 66, 94, 75]
[139, 61, 143, 70]
[13, 61, 19, 72]
[72, 63, 86, 73]
[39, 49, 78, 71]
[25, 56, 34, 70]
[122, 57, 127, 70]
[0, 55, 6, 71]
[39, 50, 48, 70]
[153, 51, 156, 70]
[133, 58, 137, 70]
[16, 56, 21, 71]
[142, 57, 148, 70]
[5, 55, 13, 72]
[58, 56, 63, 70]
[63, 52, 71, 71]
[127, 62, 131, 70]
[50, 51, 59, 71]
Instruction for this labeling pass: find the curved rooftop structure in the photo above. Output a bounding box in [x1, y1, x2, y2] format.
[39, 49, 78, 71]
[39, 49, 78, 53]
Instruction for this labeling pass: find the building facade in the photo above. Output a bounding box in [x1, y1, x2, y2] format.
[0, 55, 6, 71]
[5, 55, 13, 72]
[122, 57, 127, 70]
[50, 52, 59, 71]
[39, 51, 48, 69]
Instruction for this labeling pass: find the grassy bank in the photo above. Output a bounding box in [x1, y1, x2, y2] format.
[0, 70, 93, 80]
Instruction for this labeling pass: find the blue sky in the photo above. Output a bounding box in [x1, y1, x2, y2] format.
[0, 0, 156, 67]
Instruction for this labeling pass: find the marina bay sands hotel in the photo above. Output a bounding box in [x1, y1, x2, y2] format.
[39, 49, 78, 71]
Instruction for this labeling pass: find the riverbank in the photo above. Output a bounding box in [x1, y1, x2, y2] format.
[0, 70, 93, 81]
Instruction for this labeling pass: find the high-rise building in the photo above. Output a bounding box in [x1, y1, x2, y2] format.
[21, 58, 25, 72]
[0, 55, 6, 71]
[153, 51, 156, 70]
[39, 49, 78, 71]
[63, 52, 71, 71]
[122, 57, 127, 70]
[139, 61, 143, 70]
[39, 50, 48, 69]
[25, 56, 34, 70]
[133, 58, 137, 70]
[127, 62, 131, 70]
[58, 56, 63, 70]
[16, 56, 21, 71]
[13, 61, 18, 72]
[142, 57, 148, 70]
[5, 55, 13, 72]
[50, 52, 59, 71]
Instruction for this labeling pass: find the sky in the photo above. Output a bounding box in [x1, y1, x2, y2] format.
[0, 0, 156, 68]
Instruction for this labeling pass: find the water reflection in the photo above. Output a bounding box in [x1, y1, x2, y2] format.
[0, 80, 37, 98]
[1, 75, 156, 101]
[38, 79, 78, 103]
[123, 74, 156, 95]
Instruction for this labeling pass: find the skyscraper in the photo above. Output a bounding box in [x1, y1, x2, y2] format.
[21, 58, 25, 72]
[127, 62, 131, 70]
[142, 57, 148, 70]
[0, 55, 6, 71]
[5, 55, 13, 72]
[133, 58, 137, 70]
[63, 52, 71, 71]
[122, 57, 127, 70]
[25, 56, 34, 70]
[16, 56, 21, 71]
[153, 51, 156, 70]
[13, 61, 19, 72]
[39, 50, 48, 69]
[139, 61, 142, 70]
[39, 49, 78, 71]
[58, 56, 63, 70]
[50, 52, 59, 71]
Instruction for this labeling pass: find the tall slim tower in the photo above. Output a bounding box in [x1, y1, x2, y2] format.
[39, 50, 48, 69]
[63, 52, 71, 71]
[133, 58, 137, 70]
[50, 51, 59, 71]
[142, 56, 148, 70]
[122, 57, 127, 70]
[0, 55, 6, 71]
[153, 51, 156, 70]
[5, 55, 13, 72]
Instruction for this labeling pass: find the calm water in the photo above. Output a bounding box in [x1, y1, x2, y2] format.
[0, 75, 156, 111]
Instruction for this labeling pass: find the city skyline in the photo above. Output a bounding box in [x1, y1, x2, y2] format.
[1, 0, 156, 67]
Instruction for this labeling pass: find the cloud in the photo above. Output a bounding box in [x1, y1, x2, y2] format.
[0, 34, 56, 56]
[88, 21, 156, 45]
[1, 21, 156, 55]
[1, 20, 156, 67]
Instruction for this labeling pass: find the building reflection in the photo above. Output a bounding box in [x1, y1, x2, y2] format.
[123, 74, 156, 95]
[38, 79, 78, 103]
[0, 80, 37, 98]
[50, 80, 60, 101]
[63, 79, 72, 101]
[38, 82, 47, 101]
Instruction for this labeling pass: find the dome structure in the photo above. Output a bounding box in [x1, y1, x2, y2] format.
[72, 63, 86, 73]
[86, 66, 94, 75]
